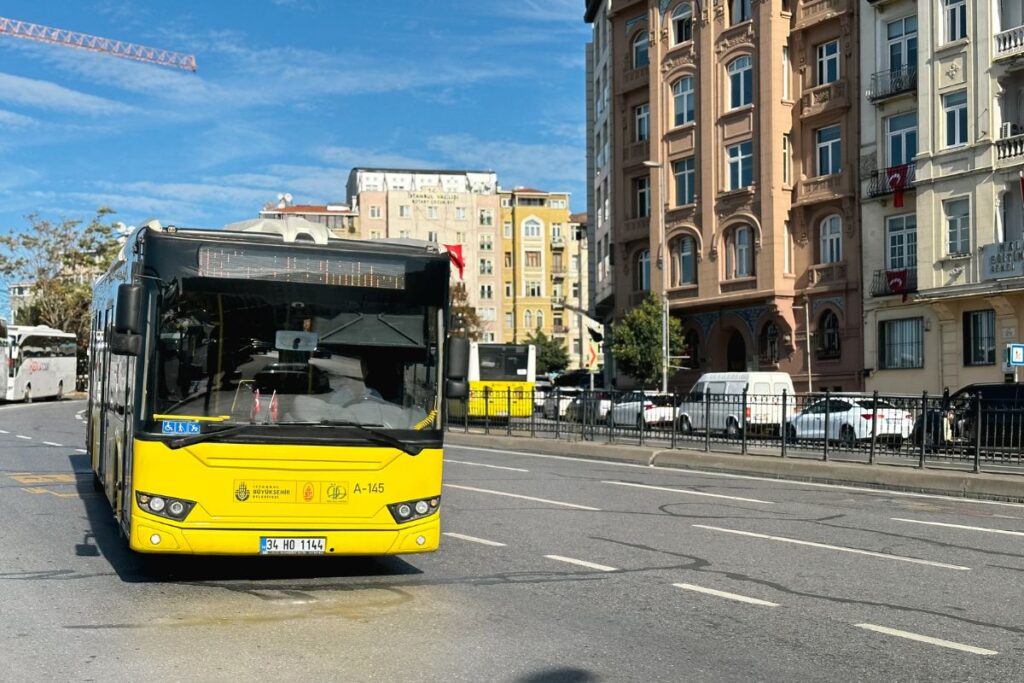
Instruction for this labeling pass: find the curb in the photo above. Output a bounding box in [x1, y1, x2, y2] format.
[445, 432, 1024, 504]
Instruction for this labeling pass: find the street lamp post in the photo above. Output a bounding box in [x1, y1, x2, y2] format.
[642, 159, 669, 394]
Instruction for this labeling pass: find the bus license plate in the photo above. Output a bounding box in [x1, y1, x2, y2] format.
[259, 537, 326, 555]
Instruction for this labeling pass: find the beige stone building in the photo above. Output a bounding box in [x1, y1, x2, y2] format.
[587, 0, 863, 392]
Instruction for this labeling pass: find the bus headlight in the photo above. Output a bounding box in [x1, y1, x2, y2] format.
[387, 496, 440, 524]
[136, 491, 196, 521]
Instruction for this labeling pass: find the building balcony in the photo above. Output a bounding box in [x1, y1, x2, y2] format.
[552, 325, 570, 335]
[624, 140, 649, 165]
[869, 66, 917, 102]
[551, 266, 566, 278]
[552, 296, 566, 308]
[551, 234, 566, 248]
[870, 267, 918, 297]
[622, 216, 650, 241]
[865, 163, 916, 198]
[995, 25, 1024, 62]
[619, 64, 648, 94]
[800, 79, 849, 119]
[796, 172, 848, 205]
[794, 0, 851, 31]
[996, 132, 1024, 163]
[807, 261, 847, 287]
[667, 285, 699, 302]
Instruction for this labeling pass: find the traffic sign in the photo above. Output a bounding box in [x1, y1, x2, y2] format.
[1010, 343, 1024, 366]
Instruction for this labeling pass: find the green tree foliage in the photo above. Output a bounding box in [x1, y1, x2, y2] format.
[449, 282, 482, 340]
[525, 329, 569, 375]
[610, 293, 684, 387]
[0, 208, 122, 383]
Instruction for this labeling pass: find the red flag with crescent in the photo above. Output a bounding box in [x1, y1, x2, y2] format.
[886, 269, 909, 302]
[887, 164, 910, 208]
[442, 244, 465, 280]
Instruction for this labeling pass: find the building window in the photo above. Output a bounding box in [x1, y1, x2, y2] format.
[456, 231, 466, 243]
[632, 31, 649, 68]
[427, 231, 438, 243]
[500, 197, 511, 208]
[945, 198, 970, 256]
[369, 205, 381, 219]
[635, 103, 650, 142]
[879, 318, 924, 369]
[672, 3, 693, 44]
[759, 321, 780, 364]
[456, 206, 466, 220]
[551, 199, 567, 209]
[479, 259, 493, 275]
[887, 112, 918, 166]
[964, 310, 996, 366]
[944, 90, 967, 147]
[944, 0, 966, 43]
[398, 230, 410, 239]
[399, 205, 410, 218]
[731, 0, 752, 25]
[525, 251, 541, 268]
[526, 281, 542, 297]
[819, 215, 842, 264]
[887, 16, 918, 71]
[818, 311, 841, 359]
[571, 255, 580, 273]
[505, 312, 514, 329]
[782, 134, 791, 185]
[523, 219, 542, 238]
[635, 249, 651, 291]
[673, 76, 695, 126]
[886, 214, 917, 270]
[728, 56, 753, 109]
[671, 235, 697, 286]
[504, 281, 513, 297]
[427, 206, 438, 219]
[503, 221, 512, 238]
[816, 125, 841, 176]
[525, 310, 532, 328]
[571, 282, 580, 298]
[535, 311, 544, 330]
[782, 44, 791, 99]
[816, 40, 840, 85]
[783, 220, 793, 274]
[504, 251, 512, 268]
[635, 176, 651, 218]
[370, 230, 382, 239]
[480, 234, 493, 250]
[727, 140, 754, 190]
[724, 225, 753, 279]
[480, 284, 493, 299]
[674, 157, 696, 206]
[479, 209, 494, 226]
[552, 223, 563, 239]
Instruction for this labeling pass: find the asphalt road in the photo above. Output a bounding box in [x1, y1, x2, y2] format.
[2, 399, 1023, 681]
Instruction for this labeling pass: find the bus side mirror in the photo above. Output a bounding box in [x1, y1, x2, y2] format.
[110, 332, 143, 356]
[446, 336, 469, 381]
[115, 284, 143, 335]
[446, 379, 468, 399]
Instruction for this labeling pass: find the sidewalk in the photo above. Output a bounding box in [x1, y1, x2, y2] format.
[445, 431, 1024, 504]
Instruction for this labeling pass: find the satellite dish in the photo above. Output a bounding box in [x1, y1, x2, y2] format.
[284, 193, 293, 203]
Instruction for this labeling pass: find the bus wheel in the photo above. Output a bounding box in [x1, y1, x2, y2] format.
[23, 385, 31, 404]
[55, 381, 64, 401]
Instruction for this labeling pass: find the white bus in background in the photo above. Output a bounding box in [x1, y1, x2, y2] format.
[4, 325, 77, 402]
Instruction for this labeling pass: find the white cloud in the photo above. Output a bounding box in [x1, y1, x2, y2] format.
[0, 109, 37, 128]
[426, 134, 583, 188]
[0, 72, 134, 115]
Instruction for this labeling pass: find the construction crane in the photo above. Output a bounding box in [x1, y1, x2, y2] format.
[0, 15, 197, 71]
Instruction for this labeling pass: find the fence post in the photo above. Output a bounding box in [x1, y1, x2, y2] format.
[463, 394, 469, 433]
[506, 389, 512, 436]
[554, 387, 561, 440]
[822, 389, 831, 462]
[530, 388, 536, 438]
[638, 393, 646, 447]
[919, 390, 928, 469]
[781, 389, 788, 459]
[704, 390, 711, 453]
[868, 390, 878, 465]
[670, 391, 678, 450]
[484, 386, 490, 435]
[974, 395, 983, 474]
[741, 387, 748, 455]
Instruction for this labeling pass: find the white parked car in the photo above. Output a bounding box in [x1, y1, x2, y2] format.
[533, 378, 553, 412]
[543, 388, 579, 419]
[786, 395, 913, 446]
[607, 391, 676, 429]
[565, 391, 613, 422]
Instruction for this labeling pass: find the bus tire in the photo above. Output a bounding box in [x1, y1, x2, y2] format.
[23, 385, 31, 404]
[55, 381, 64, 401]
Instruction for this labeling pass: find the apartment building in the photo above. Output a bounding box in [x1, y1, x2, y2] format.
[346, 168, 502, 342]
[258, 201, 358, 237]
[861, 0, 1024, 393]
[588, 0, 862, 392]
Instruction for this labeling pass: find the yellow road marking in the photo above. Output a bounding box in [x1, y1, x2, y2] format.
[21, 487, 80, 498]
[8, 473, 80, 484]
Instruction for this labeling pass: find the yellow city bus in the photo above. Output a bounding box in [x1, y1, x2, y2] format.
[88, 220, 468, 555]
[461, 342, 536, 418]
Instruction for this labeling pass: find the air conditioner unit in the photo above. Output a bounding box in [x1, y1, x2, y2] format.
[1000, 121, 1022, 138]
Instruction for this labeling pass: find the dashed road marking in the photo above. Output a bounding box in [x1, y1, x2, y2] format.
[75, 449, 87, 453]
[603, 480, 775, 505]
[0, 429, 9, 434]
[855, 623, 997, 655]
[446, 459, 529, 473]
[43, 441, 64, 448]
[892, 518, 1024, 538]
[673, 582, 779, 607]
[16, 435, 32, 440]
[444, 484, 601, 511]
[8, 473, 81, 484]
[544, 555, 618, 572]
[442, 532, 507, 547]
[693, 524, 971, 571]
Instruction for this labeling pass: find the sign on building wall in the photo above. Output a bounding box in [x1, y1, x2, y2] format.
[982, 240, 1024, 280]
[409, 191, 459, 205]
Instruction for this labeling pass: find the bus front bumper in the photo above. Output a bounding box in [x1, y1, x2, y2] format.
[130, 515, 440, 555]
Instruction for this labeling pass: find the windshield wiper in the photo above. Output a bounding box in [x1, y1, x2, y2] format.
[316, 420, 424, 456]
[167, 424, 259, 450]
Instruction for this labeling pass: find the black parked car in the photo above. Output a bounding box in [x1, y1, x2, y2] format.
[912, 383, 1024, 450]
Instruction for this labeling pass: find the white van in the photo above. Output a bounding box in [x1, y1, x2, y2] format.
[675, 372, 795, 437]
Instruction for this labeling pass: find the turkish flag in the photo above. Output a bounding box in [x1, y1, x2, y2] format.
[442, 244, 464, 280]
[887, 269, 909, 302]
[887, 164, 910, 208]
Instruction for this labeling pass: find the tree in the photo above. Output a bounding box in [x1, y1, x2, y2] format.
[0, 208, 123, 385]
[525, 329, 569, 375]
[610, 293, 684, 387]
[449, 282, 482, 340]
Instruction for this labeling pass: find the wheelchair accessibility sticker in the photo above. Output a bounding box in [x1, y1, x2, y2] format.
[161, 420, 201, 435]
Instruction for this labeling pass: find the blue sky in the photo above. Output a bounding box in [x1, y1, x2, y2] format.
[0, 0, 588, 240]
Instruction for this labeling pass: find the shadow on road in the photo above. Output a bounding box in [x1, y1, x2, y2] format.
[518, 669, 599, 683]
[70, 452, 424, 585]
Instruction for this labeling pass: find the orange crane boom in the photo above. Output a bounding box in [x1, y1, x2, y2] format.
[0, 16, 196, 71]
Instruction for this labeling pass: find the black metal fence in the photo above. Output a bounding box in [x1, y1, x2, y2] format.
[446, 387, 1024, 475]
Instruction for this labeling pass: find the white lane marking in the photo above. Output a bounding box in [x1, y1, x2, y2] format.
[43, 442, 63, 447]
[446, 459, 529, 473]
[447, 445, 1024, 509]
[444, 484, 601, 511]
[544, 555, 618, 572]
[442, 532, 507, 547]
[16, 435, 32, 440]
[603, 480, 775, 505]
[892, 517, 1024, 538]
[855, 624, 998, 656]
[673, 583, 779, 607]
[693, 524, 971, 571]
[0, 429, 8, 434]
[75, 448, 87, 454]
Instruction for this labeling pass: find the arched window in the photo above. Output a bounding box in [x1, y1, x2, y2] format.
[759, 321, 779, 364]
[724, 225, 753, 279]
[818, 310, 841, 359]
[672, 4, 693, 44]
[673, 76, 695, 126]
[535, 310, 544, 330]
[728, 56, 753, 109]
[632, 32, 649, 69]
[635, 249, 651, 291]
[671, 236, 697, 286]
[683, 329, 700, 368]
[731, 0, 752, 25]
[523, 218, 542, 238]
[819, 215, 842, 264]
[524, 310, 533, 329]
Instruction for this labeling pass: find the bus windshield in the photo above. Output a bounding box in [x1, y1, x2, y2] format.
[478, 345, 531, 381]
[152, 278, 439, 431]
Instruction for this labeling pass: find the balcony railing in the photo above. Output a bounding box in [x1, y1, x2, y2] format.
[812, 332, 842, 360]
[808, 262, 847, 286]
[801, 79, 849, 118]
[552, 296, 566, 308]
[622, 217, 650, 240]
[552, 325, 570, 335]
[870, 267, 918, 297]
[865, 163, 916, 198]
[794, 0, 850, 30]
[996, 133, 1024, 161]
[797, 172, 847, 204]
[551, 234, 565, 248]
[625, 140, 648, 164]
[869, 66, 917, 101]
[995, 25, 1024, 60]
[551, 266, 566, 277]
